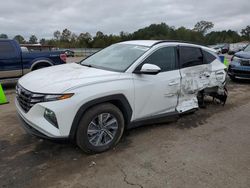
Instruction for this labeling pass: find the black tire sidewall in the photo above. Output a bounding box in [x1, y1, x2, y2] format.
[76, 103, 124, 153]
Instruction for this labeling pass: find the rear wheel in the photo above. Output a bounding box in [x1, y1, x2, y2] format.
[76, 103, 125, 153]
[32, 63, 51, 71]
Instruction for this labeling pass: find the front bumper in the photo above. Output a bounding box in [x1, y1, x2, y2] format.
[15, 97, 75, 139]
[17, 114, 66, 140]
[228, 66, 250, 79]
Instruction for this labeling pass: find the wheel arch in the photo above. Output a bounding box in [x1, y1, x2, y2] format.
[69, 94, 133, 141]
[31, 60, 53, 71]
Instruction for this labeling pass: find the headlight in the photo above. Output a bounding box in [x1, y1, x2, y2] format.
[44, 93, 74, 102]
[44, 108, 58, 128]
[232, 56, 241, 62]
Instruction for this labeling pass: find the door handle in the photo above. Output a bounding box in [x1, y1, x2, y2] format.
[168, 81, 179, 86]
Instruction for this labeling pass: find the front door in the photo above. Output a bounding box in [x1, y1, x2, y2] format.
[133, 46, 181, 120]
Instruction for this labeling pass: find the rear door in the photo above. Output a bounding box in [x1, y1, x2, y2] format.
[177, 46, 211, 112]
[133, 46, 181, 119]
[0, 41, 22, 79]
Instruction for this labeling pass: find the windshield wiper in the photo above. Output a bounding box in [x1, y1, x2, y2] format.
[81, 63, 93, 67]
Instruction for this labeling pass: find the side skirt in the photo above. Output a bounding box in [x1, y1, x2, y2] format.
[128, 111, 180, 129]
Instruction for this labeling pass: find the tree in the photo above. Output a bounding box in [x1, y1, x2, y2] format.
[78, 32, 92, 47]
[96, 31, 104, 38]
[193, 20, 214, 35]
[40, 38, 46, 45]
[53, 30, 61, 40]
[241, 25, 250, 40]
[0, 34, 8, 39]
[29, 35, 38, 44]
[61, 28, 72, 42]
[13, 35, 25, 44]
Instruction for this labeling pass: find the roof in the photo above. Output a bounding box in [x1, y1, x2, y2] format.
[120, 40, 217, 53]
[121, 40, 207, 47]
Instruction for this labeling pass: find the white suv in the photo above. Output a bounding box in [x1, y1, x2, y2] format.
[16, 40, 227, 153]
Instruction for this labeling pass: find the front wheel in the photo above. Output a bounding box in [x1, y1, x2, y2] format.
[76, 103, 125, 153]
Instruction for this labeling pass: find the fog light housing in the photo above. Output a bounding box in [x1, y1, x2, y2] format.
[44, 108, 58, 128]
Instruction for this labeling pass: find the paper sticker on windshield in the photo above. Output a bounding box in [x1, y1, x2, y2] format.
[133, 46, 149, 51]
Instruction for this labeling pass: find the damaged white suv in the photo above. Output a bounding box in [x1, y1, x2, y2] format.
[16, 40, 227, 153]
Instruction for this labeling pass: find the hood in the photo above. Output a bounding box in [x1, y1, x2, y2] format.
[19, 63, 121, 93]
[234, 51, 250, 59]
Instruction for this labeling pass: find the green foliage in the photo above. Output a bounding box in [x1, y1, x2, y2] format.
[0, 34, 8, 39]
[9, 22, 248, 48]
[241, 25, 250, 40]
[193, 20, 214, 35]
[205, 30, 242, 44]
[29, 35, 38, 44]
[13, 35, 25, 44]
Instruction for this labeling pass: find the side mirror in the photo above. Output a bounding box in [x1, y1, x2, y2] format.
[138, 63, 161, 75]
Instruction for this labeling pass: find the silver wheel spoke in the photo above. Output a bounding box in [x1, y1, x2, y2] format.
[87, 113, 118, 147]
[89, 121, 98, 128]
[95, 131, 104, 145]
[98, 114, 103, 125]
[89, 134, 99, 143]
[105, 130, 114, 139]
[104, 118, 117, 128]
[87, 129, 99, 136]
[103, 113, 111, 123]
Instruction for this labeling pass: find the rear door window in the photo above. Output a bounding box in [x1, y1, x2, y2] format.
[203, 50, 216, 63]
[179, 46, 203, 68]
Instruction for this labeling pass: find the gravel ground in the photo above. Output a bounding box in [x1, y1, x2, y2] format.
[0, 79, 250, 188]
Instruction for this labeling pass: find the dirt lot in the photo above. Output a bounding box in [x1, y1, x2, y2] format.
[0, 80, 250, 188]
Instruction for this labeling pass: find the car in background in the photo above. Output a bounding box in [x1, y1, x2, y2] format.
[210, 43, 230, 54]
[209, 44, 224, 54]
[221, 43, 229, 54]
[16, 40, 227, 153]
[228, 43, 248, 55]
[64, 49, 74, 57]
[0, 39, 67, 81]
[228, 44, 250, 81]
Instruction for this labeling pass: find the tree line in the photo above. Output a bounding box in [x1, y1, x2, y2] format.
[1, 21, 249, 48]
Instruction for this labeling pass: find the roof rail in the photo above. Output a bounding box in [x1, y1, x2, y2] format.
[152, 40, 206, 47]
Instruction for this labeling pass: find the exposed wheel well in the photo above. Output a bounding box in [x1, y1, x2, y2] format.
[32, 62, 52, 71]
[69, 94, 132, 141]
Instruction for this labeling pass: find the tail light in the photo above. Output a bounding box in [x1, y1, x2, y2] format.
[60, 53, 67, 63]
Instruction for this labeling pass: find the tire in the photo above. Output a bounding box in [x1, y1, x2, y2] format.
[76, 103, 125, 153]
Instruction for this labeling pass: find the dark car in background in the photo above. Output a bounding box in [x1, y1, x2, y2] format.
[228, 44, 250, 81]
[64, 49, 74, 57]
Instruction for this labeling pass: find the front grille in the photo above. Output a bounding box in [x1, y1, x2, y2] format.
[16, 84, 45, 113]
[233, 69, 250, 74]
[241, 60, 250, 66]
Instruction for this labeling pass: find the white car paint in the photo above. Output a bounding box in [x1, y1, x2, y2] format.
[16, 40, 227, 138]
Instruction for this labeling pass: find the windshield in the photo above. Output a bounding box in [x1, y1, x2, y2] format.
[244, 45, 250, 52]
[80, 43, 149, 72]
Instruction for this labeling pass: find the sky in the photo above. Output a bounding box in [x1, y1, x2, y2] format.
[0, 0, 249, 39]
